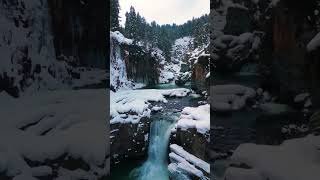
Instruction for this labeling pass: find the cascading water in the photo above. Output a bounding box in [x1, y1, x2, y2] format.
[130, 115, 176, 180]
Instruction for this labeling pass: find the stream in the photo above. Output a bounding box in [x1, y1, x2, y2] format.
[110, 83, 205, 180]
[211, 72, 261, 179]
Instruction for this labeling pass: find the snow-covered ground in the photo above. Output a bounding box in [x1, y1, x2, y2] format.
[110, 88, 191, 124]
[0, 89, 108, 179]
[227, 134, 320, 180]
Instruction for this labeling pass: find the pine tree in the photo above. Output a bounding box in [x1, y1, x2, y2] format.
[110, 0, 120, 31]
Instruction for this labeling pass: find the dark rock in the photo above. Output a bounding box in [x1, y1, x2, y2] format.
[229, 162, 252, 169]
[175, 72, 191, 86]
[110, 117, 151, 165]
[47, 0, 107, 68]
[223, 6, 252, 36]
[170, 128, 210, 161]
[191, 55, 210, 93]
[180, 63, 190, 73]
[123, 44, 160, 85]
[255, 112, 308, 145]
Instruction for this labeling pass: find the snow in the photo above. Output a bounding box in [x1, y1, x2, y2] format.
[294, 93, 310, 103]
[230, 135, 320, 180]
[0, 0, 80, 95]
[175, 104, 210, 134]
[171, 37, 194, 63]
[304, 98, 312, 107]
[210, 85, 256, 111]
[110, 31, 133, 45]
[212, 32, 261, 61]
[72, 68, 107, 88]
[110, 88, 191, 124]
[170, 144, 210, 174]
[0, 89, 108, 179]
[151, 106, 163, 112]
[206, 72, 210, 78]
[270, 0, 281, 6]
[307, 32, 320, 52]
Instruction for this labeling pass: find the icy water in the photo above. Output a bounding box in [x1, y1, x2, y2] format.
[211, 73, 261, 179]
[110, 82, 203, 180]
[130, 115, 176, 180]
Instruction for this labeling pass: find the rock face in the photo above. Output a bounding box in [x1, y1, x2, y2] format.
[110, 117, 150, 165]
[171, 128, 209, 161]
[47, 0, 107, 68]
[0, 0, 73, 97]
[223, 6, 252, 36]
[0, 0, 107, 97]
[211, 0, 320, 110]
[124, 44, 160, 85]
[191, 54, 210, 93]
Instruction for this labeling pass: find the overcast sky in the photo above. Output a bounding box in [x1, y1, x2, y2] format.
[119, 0, 210, 26]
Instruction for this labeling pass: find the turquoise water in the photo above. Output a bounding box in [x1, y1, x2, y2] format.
[142, 82, 191, 90]
[110, 82, 200, 180]
[130, 117, 175, 180]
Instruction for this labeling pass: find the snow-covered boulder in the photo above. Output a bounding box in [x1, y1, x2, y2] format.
[210, 85, 256, 112]
[175, 104, 210, 134]
[228, 135, 320, 180]
[212, 32, 262, 72]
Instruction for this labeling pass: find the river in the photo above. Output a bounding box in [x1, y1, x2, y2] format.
[110, 83, 205, 180]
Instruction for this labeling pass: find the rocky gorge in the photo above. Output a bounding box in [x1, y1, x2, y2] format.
[210, 0, 320, 179]
[109, 24, 211, 179]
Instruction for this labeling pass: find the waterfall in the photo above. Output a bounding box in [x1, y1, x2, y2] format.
[130, 118, 175, 180]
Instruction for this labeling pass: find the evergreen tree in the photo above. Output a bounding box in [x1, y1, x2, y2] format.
[122, 5, 209, 58]
[110, 0, 120, 31]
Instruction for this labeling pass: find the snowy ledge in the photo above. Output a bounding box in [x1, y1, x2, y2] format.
[174, 104, 210, 134]
[110, 31, 133, 45]
[168, 144, 210, 179]
[228, 134, 320, 180]
[0, 89, 108, 179]
[110, 88, 191, 124]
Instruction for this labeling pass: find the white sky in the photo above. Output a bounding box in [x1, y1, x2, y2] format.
[119, 0, 210, 26]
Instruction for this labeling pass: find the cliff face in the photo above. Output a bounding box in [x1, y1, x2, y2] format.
[47, 0, 107, 68]
[0, 0, 72, 97]
[270, 1, 317, 95]
[124, 44, 160, 86]
[211, 0, 320, 106]
[110, 31, 161, 91]
[0, 0, 107, 97]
